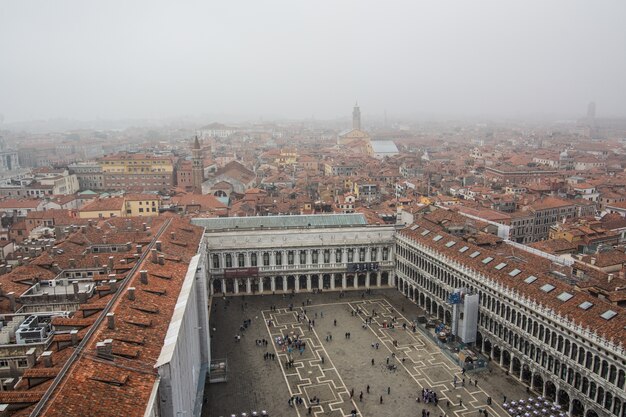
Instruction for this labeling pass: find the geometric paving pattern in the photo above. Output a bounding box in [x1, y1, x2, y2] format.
[264, 298, 509, 417]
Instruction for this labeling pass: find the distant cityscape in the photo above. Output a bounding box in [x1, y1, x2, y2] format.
[0, 103, 623, 417]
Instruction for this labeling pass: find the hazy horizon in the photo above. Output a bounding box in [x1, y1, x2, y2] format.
[1, 1, 626, 124]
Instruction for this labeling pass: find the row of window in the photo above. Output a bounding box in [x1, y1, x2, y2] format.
[212, 247, 389, 269]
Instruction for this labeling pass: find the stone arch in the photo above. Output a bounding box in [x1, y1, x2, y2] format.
[532, 373, 544, 393]
[586, 409, 599, 417]
[521, 364, 532, 384]
[381, 271, 389, 286]
[476, 331, 483, 352]
[571, 398, 585, 417]
[346, 274, 355, 288]
[492, 345, 501, 363]
[419, 292, 425, 307]
[357, 273, 366, 288]
[512, 357, 521, 376]
[298, 275, 307, 290]
[212, 278, 222, 294]
[502, 350, 511, 369]
[333, 273, 342, 289]
[444, 309, 452, 325]
[311, 274, 320, 289]
[545, 380, 557, 402]
[558, 389, 570, 411]
[263, 276, 272, 292]
[322, 274, 331, 289]
[287, 275, 296, 291]
[483, 339, 492, 357]
[438, 305, 444, 321]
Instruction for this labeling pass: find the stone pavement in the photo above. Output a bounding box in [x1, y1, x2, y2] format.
[204, 289, 528, 417]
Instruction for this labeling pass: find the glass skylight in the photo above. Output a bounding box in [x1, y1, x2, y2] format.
[601, 310, 617, 320]
[459, 246, 469, 253]
[482, 257, 494, 264]
[445, 241, 456, 247]
[540, 284, 555, 293]
[494, 262, 507, 270]
[557, 292, 573, 302]
[509, 269, 522, 277]
[433, 235, 443, 242]
[524, 275, 538, 284]
[469, 251, 481, 258]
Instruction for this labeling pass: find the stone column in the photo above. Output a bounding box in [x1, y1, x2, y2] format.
[245, 252, 251, 267]
[377, 273, 381, 287]
[389, 271, 395, 286]
[509, 355, 515, 375]
[307, 275, 312, 292]
[270, 252, 276, 266]
[318, 276, 323, 290]
[306, 250, 312, 265]
[294, 277, 300, 292]
[282, 276, 287, 292]
[271, 277, 276, 292]
[342, 249, 348, 264]
[221, 279, 226, 294]
[365, 272, 370, 288]
[342, 273, 347, 289]
[353, 275, 358, 289]
[366, 246, 372, 262]
[259, 277, 264, 293]
[331, 275, 336, 290]
[246, 278, 251, 294]
[568, 398, 574, 416]
[234, 278, 239, 294]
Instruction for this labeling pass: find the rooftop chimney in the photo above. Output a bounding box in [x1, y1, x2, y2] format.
[88, 219, 93, 227]
[93, 255, 100, 267]
[151, 249, 158, 263]
[107, 256, 114, 271]
[170, 231, 176, 240]
[25, 348, 36, 368]
[136, 244, 143, 254]
[41, 351, 53, 368]
[142, 222, 147, 231]
[6, 292, 15, 312]
[106, 313, 115, 330]
[591, 257, 596, 265]
[70, 329, 79, 346]
[140, 270, 148, 284]
[96, 339, 113, 360]
[158, 255, 165, 266]
[69, 258, 76, 269]
[127, 287, 136, 301]
[108, 275, 117, 291]
[72, 280, 79, 296]
[81, 226, 86, 234]
[155, 241, 162, 251]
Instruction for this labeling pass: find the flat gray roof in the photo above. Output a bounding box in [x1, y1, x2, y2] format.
[192, 214, 368, 230]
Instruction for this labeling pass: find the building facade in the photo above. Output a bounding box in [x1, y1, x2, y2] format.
[195, 214, 396, 296]
[394, 221, 625, 417]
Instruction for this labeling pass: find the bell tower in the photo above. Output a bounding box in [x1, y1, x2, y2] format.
[192, 136, 204, 194]
[352, 102, 361, 130]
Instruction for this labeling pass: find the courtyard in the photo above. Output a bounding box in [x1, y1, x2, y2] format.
[204, 289, 529, 417]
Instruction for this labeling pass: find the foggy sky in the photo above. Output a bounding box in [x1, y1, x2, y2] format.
[1, 1, 626, 123]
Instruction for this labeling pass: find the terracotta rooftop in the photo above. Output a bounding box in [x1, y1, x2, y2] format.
[399, 221, 626, 348]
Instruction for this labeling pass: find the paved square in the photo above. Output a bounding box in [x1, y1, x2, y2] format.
[204, 289, 529, 417]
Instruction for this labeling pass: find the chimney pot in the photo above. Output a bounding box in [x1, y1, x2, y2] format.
[127, 287, 136, 300]
[142, 222, 147, 231]
[136, 244, 142, 254]
[170, 231, 176, 240]
[70, 329, 79, 346]
[151, 248, 158, 263]
[69, 258, 76, 269]
[106, 313, 115, 330]
[6, 292, 15, 312]
[140, 270, 148, 284]
[107, 256, 114, 271]
[41, 351, 53, 368]
[26, 348, 36, 368]
[158, 255, 165, 266]
[155, 241, 162, 251]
